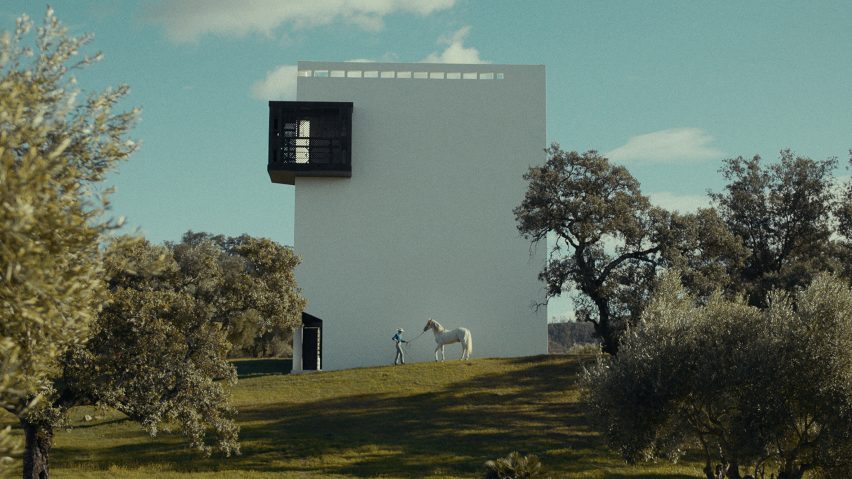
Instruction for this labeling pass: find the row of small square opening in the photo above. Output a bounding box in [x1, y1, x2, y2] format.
[298, 70, 505, 80]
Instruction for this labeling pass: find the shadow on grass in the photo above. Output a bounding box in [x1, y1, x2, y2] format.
[597, 476, 694, 479]
[231, 358, 292, 378]
[52, 355, 699, 478]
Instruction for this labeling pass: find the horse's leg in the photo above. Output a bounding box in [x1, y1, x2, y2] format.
[441, 345, 445, 361]
[461, 342, 468, 360]
[434, 345, 440, 362]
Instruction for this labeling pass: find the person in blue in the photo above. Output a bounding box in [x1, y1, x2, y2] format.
[392, 328, 408, 365]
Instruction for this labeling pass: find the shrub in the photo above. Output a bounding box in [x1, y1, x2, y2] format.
[483, 451, 545, 479]
[583, 272, 852, 479]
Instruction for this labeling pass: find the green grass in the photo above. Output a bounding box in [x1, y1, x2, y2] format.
[2, 355, 704, 478]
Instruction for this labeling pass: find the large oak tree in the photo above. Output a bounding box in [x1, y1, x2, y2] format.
[709, 151, 841, 305]
[515, 145, 743, 354]
[169, 232, 306, 357]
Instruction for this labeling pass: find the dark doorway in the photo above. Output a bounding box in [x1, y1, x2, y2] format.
[302, 313, 322, 370]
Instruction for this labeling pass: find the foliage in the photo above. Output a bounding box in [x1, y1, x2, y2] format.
[0, 9, 304, 477]
[657, 208, 747, 299]
[514, 145, 662, 354]
[0, 339, 24, 467]
[709, 151, 841, 305]
[11, 226, 306, 475]
[583, 271, 852, 479]
[515, 145, 744, 354]
[483, 451, 546, 479]
[65, 237, 241, 456]
[0, 8, 137, 477]
[547, 321, 598, 353]
[169, 231, 305, 357]
[835, 154, 852, 280]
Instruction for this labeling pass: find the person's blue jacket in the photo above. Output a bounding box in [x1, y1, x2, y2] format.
[392, 332, 406, 343]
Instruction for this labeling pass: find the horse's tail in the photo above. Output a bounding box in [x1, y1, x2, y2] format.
[465, 330, 473, 356]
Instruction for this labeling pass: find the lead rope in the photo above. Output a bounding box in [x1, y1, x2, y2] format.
[404, 329, 427, 348]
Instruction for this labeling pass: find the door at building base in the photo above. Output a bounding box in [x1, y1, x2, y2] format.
[302, 312, 322, 371]
[302, 326, 321, 370]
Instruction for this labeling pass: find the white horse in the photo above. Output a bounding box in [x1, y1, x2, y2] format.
[423, 318, 473, 361]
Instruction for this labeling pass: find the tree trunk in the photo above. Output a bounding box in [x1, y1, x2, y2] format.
[591, 296, 619, 355]
[777, 465, 806, 479]
[21, 419, 52, 479]
[725, 461, 742, 479]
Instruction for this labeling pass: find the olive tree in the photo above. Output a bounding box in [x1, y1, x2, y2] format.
[584, 272, 852, 479]
[0, 9, 137, 478]
[1, 11, 291, 478]
[0, 339, 24, 468]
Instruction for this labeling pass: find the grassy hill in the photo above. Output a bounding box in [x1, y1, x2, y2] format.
[3, 355, 703, 478]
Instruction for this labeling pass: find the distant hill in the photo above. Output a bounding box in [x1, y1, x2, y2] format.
[548, 321, 599, 353]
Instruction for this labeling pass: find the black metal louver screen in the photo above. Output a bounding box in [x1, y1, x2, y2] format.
[268, 102, 353, 168]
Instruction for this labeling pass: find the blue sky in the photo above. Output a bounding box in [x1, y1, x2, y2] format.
[3, 1, 851, 319]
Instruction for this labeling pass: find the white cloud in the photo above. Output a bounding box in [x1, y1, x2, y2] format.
[606, 128, 724, 164]
[249, 26, 487, 101]
[648, 191, 710, 213]
[421, 26, 489, 64]
[147, 0, 457, 43]
[251, 64, 297, 100]
[250, 58, 378, 100]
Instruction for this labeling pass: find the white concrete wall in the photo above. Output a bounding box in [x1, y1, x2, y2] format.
[291, 326, 303, 372]
[294, 61, 547, 370]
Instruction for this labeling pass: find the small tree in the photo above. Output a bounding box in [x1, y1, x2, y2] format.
[583, 272, 852, 479]
[17, 235, 250, 478]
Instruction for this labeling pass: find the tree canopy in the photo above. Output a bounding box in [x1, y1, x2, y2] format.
[514, 146, 663, 354]
[65, 237, 242, 456]
[515, 145, 744, 354]
[14, 229, 306, 477]
[169, 231, 306, 356]
[709, 151, 841, 305]
[833, 154, 852, 280]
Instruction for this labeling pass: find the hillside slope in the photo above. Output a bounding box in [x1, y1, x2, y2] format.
[6, 355, 703, 478]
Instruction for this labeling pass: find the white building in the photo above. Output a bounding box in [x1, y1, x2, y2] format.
[268, 61, 547, 371]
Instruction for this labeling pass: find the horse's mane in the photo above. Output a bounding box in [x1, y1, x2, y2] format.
[428, 319, 445, 331]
